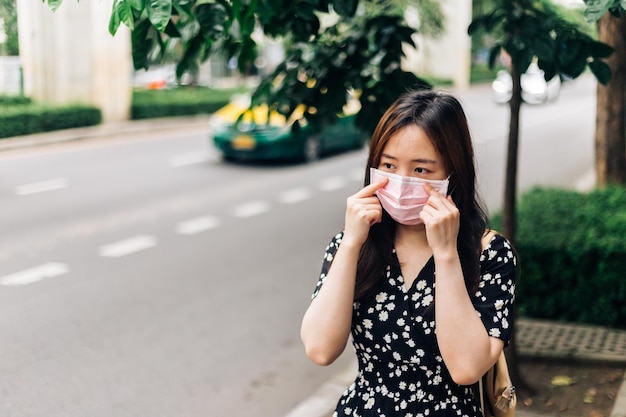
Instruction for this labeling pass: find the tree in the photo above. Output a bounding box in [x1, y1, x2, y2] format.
[468, 0, 612, 397]
[469, 0, 612, 247]
[584, 0, 626, 186]
[42, 0, 443, 135]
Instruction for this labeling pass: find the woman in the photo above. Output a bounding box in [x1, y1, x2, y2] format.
[301, 90, 516, 416]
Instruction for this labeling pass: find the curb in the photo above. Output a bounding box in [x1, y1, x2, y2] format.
[0, 115, 211, 152]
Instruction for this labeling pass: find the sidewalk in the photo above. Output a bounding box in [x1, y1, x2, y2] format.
[286, 318, 626, 417]
[0, 115, 211, 153]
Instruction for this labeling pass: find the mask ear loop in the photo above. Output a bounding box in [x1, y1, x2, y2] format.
[445, 173, 454, 197]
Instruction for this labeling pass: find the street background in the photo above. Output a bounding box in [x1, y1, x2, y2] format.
[0, 76, 596, 417]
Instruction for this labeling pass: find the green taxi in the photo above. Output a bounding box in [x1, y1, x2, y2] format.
[210, 96, 367, 162]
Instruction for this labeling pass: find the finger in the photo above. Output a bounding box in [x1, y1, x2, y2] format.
[354, 177, 388, 198]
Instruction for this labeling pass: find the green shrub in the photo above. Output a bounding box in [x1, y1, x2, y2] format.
[0, 105, 102, 139]
[512, 186, 626, 328]
[131, 86, 248, 119]
[0, 95, 32, 106]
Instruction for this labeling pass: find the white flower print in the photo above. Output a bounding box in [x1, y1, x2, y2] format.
[313, 232, 515, 417]
[489, 328, 502, 338]
[422, 294, 433, 306]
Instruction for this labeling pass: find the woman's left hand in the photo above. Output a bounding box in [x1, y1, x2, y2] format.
[419, 182, 460, 257]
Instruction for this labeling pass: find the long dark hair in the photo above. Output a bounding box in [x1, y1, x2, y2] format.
[355, 89, 489, 300]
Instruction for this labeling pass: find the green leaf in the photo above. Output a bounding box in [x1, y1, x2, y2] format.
[131, 18, 153, 70]
[468, 15, 488, 35]
[112, 0, 135, 31]
[533, 37, 554, 62]
[129, 0, 144, 11]
[538, 60, 557, 81]
[589, 40, 615, 59]
[589, 60, 612, 85]
[109, 0, 122, 35]
[333, 0, 358, 17]
[583, 0, 613, 23]
[146, 0, 172, 32]
[488, 44, 502, 69]
[196, 3, 228, 39]
[163, 20, 181, 37]
[563, 52, 588, 78]
[45, 0, 64, 12]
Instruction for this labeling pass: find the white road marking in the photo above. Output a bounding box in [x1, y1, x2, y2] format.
[176, 216, 220, 235]
[0, 263, 69, 287]
[15, 178, 68, 195]
[99, 235, 157, 258]
[278, 187, 313, 204]
[232, 201, 270, 218]
[169, 152, 210, 167]
[318, 176, 347, 191]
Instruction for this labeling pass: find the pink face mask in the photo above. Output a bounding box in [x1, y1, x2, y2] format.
[370, 167, 449, 225]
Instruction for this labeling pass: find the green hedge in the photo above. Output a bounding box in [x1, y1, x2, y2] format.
[0, 95, 32, 105]
[0, 105, 102, 139]
[131, 86, 248, 119]
[511, 186, 626, 327]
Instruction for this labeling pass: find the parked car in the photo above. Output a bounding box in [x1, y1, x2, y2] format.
[492, 63, 561, 104]
[210, 95, 367, 162]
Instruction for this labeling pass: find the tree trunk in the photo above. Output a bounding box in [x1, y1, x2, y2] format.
[502, 67, 521, 247]
[596, 13, 626, 186]
[502, 66, 532, 395]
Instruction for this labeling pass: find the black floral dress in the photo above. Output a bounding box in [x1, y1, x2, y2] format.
[311, 232, 516, 417]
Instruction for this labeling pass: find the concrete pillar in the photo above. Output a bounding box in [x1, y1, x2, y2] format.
[16, 0, 132, 122]
[404, 0, 472, 90]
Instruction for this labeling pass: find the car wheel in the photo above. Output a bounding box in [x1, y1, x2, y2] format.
[303, 135, 321, 162]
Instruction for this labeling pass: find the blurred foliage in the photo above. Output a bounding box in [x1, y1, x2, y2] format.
[0, 0, 18, 55]
[583, 0, 626, 22]
[131, 85, 247, 119]
[505, 186, 626, 327]
[0, 94, 30, 105]
[469, 0, 613, 84]
[0, 104, 101, 138]
[42, 0, 444, 135]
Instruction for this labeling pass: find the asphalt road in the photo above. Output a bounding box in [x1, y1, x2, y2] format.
[0, 76, 596, 417]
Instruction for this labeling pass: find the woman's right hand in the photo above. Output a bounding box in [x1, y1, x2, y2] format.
[343, 178, 388, 247]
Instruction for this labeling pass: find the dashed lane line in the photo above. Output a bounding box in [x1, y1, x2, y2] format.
[169, 152, 211, 167]
[278, 187, 313, 204]
[232, 200, 271, 218]
[0, 263, 69, 287]
[1, 172, 361, 287]
[176, 216, 220, 235]
[14, 178, 68, 196]
[318, 176, 347, 192]
[99, 235, 158, 258]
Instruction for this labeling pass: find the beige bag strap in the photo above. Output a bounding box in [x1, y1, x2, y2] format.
[481, 229, 497, 252]
[479, 229, 498, 417]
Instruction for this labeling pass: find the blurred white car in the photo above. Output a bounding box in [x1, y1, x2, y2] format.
[492, 63, 561, 104]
